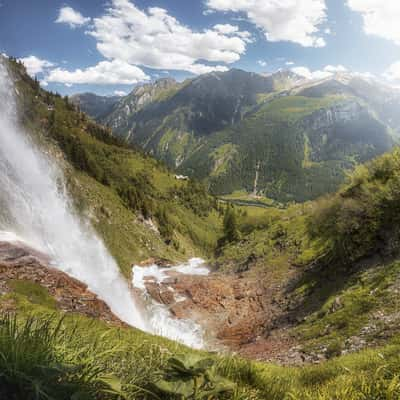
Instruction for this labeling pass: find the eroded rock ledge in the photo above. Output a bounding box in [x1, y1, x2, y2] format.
[0, 241, 123, 326]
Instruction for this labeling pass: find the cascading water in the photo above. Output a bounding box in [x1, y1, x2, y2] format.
[0, 59, 210, 349]
[132, 258, 210, 349]
[0, 59, 147, 330]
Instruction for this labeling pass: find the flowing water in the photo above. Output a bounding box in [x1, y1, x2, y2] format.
[132, 258, 209, 349]
[0, 59, 208, 349]
[0, 59, 146, 330]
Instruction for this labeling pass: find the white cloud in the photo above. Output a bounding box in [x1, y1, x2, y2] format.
[285, 61, 295, 66]
[46, 59, 150, 85]
[347, 0, 400, 45]
[383, 61, 400, 82]
[56, 6, 90, 28]
[88, 0, 249, 74]
[114, 90, 127, 96]
[206, 0, 327, 47]
[324, 64, 347, 73]
[292, 64, 347, 80]
[19, 55, 55, 76]
[258, 60, 267, 67]
[213, 23, 239, 34]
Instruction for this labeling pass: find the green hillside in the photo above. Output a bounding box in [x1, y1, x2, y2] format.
[181, 95, 392, 201]
[217, 145, 400, 358]
[8, 57, 222, 277]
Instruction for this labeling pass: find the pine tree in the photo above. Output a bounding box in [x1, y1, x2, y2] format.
[223, 205, 239, 243]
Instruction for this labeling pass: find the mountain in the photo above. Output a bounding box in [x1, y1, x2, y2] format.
[80, 69, 397, 202]
[70, 92, 120, 119]
[4, 57, 400, 399]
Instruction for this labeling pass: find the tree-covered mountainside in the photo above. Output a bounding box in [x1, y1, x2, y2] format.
[78, 69, 398, 202]
[70, 92, 120, 120]
[6, 56, 222, 277]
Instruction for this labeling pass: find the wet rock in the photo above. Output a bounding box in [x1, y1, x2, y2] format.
[142, 271, 275, 348]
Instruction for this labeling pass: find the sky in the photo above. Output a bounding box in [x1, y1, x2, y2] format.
[1, 0, 400, 96]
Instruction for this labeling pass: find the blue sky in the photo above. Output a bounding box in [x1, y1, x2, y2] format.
[1, 0, 400, 96]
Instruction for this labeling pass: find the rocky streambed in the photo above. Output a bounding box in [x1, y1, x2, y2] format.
[0, 236, 301, 363]
[132, 258, 300, 361]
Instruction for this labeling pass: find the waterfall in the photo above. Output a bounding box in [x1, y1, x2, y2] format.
[0, 59, 147, 330]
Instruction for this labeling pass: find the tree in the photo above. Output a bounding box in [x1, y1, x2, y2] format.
[223, 205, 239, 243]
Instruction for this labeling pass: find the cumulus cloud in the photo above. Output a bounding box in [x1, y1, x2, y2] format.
[347, 1, 400, 45]
[87, 0, 250, 74]
[114, 90, 128, 96]
[292, 64, 347, 80]
[206, 0, 327, 47]
[55, 6, 90, 28]
[258, 60, 267, 67]
[46, 59, 150, 85]
[19, 55, 55, 76]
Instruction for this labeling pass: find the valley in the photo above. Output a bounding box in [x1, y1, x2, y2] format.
[74, 69, 398, 202]
[2, 54, 400, 400]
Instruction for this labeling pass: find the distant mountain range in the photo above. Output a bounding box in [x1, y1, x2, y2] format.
[72, 69, 399, 202]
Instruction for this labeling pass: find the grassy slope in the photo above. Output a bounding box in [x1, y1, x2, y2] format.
[218, 146, 400, 358]
[3, 279, 400, 399]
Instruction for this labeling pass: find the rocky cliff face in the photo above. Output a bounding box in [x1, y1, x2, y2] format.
[304, 101, 363, 130]
[102, 78, 179, 133]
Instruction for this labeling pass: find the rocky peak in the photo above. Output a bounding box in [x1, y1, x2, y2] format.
[132, 77, 177, 96]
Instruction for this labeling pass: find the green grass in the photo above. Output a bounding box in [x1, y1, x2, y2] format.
[8, 280, 57, 309]
[4, 284, 400, 400]
[255, 95, 343, 123]
[210, 143, 238, 177]
[292, 260, 400, 356]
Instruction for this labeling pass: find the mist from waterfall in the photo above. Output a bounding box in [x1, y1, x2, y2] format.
[0, 59, 147, 330]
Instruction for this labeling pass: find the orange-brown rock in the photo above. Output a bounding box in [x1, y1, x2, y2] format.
[0, 241, 124, 326]
[143, 271, 279, 348]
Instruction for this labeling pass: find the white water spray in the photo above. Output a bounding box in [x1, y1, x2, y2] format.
[132, 258, 210, 349]
[0, 60, 147, 330]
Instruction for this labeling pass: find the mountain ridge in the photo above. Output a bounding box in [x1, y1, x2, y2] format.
[74, 68, 398, 202]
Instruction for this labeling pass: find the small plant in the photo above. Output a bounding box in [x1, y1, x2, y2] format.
[325, 340, 343, 359]
[153, 354, 235, 399]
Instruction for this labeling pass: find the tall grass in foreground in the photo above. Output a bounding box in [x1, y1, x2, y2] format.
[2, 312, 400, 399]
[0, 314, 125, 399]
